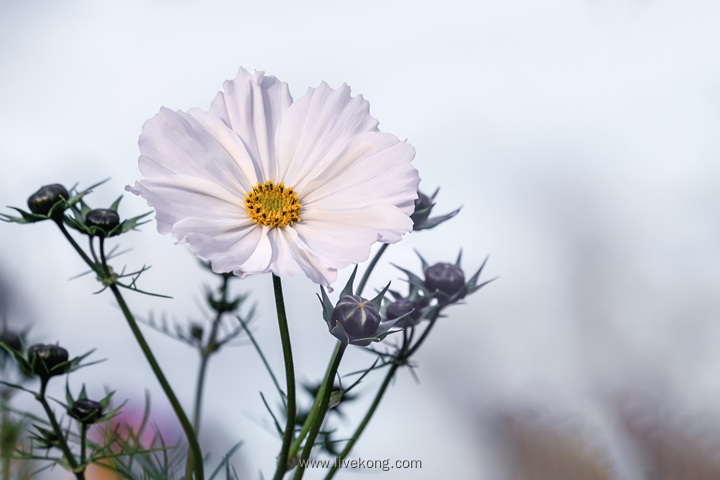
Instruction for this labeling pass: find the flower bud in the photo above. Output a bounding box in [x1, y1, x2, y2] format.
[415, 294, 430, 310]
[386, 298, 420, 321]
[410, 191, 432, 229]
[86, 208, 120, 236]
[190, 324, 204, 341]
[0, 330, 22, 353]
[71, 398, 104, 425]
[332, 295, 381, 339]
[424, 262, 466, 297]
[27, 184, 69, 217]
[27, 343, 69, 380]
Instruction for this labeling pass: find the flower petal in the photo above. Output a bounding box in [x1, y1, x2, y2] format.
[267, 227, 338, 285]
[173, 217, 273, 276]
[138, 108, 253, 193]
[274, 82, 379, 189]
[300, 132, 419, 215]
[209, 67, 292, 181]
[294, 205, 413, 268]
[127, 176, 244, 235]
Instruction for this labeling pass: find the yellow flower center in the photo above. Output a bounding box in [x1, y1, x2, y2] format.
[244, 180, 301, 227]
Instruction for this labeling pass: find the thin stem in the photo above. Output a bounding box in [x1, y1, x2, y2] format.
[88, 236, 99, 265]
[80, 424, 88, 466]
[98, 237, 111, 277]
[55, 214, 204, 477]
[405, 308, 442, 358]
[323, 360, 398, 480]
[36, 380, 85, 479]
[323, 327, 423, 480]
[324, 308, 442, 479]
[238, 317, 286, 403]
[287, 340, 344, 462]
[108, 283, 204, 480]
[287, 389, 322, 462]
[192, 274, 230, 432]
[1, 394, 12, 480]
[294, 341, 346, 480]
[356, 244, 389, 296]
[56, 221, 99, 274]
[272, 275, 297, 480]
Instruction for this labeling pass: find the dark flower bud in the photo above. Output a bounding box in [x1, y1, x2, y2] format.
[27, 344, 69, 380]
[386, 298, 420, 321]
[424, 262, 466, 297]
[71, 398, 104, 425]
[190, 324, 204, 341]
[410, 191, 432, 229]
[415, 294, 430, 310]
[27, 184, 69, 217]
[0, 330, 22, 352]
[332, 295, 381, 339]
[86, 208, 120, 236]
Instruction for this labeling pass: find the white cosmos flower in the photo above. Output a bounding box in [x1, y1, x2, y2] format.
[127, 67, 420, 286]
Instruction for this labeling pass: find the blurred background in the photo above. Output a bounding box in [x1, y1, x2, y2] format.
[2, 0, 720, 478]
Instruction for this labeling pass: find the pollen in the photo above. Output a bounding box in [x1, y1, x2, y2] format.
[244, 180, 301, 227]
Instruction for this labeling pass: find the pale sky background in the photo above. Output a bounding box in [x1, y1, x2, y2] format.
[2, 0, 720, 478]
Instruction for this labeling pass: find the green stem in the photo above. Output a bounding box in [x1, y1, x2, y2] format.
[287, 389, 322, 462]
[272, 275, 297, 480]
[192, 274, 230, 432]
[184, 274, 230, 479]
[324, 308, 442, 479]
[1, 394, 12, 480]
[108, 283, 204, 480]
[404, 308, 441, 358]
[55, 214, 203, 477]
[324, 360, 398, 480]
[356, 244, 389, 296]
[36, 380, 85, 479]
[323, 322, 429, 480]
[56, 221, 99, 274]
[238, 318, 285, 403]
[88, 236, 100, 265]
[80, 424, 88, 466]
[286, 339, 344, 461]
[294, 341, 346, 480]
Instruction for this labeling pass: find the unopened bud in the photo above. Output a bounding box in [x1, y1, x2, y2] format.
[71, 398, 104, 425]
[424, 262, 465, 297]
[86, 208, 120, 235]
[27, 344, 69, 380]
[386, 298, 420, 321]
[410, 191, 432, 229]
[0, 330, 22, 352]
[27, 184, 69, 217]
[332, 295, 381, 339]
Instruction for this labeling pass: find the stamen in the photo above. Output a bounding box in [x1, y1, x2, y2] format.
[244, 180, 301, 227]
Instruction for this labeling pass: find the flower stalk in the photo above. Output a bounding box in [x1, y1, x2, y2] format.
[35, 379, 85, 480]
[108, 282, 204, 480]
[294, 340, 346, 480]
[272, 275, 297, 480]
[45, 209, 207, 479]
[356, 244, 389, 296]
[192, 273, 231, 433]
[324, 307, 440, 479]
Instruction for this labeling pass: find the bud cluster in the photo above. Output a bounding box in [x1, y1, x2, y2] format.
[1, 180, 151, 239]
